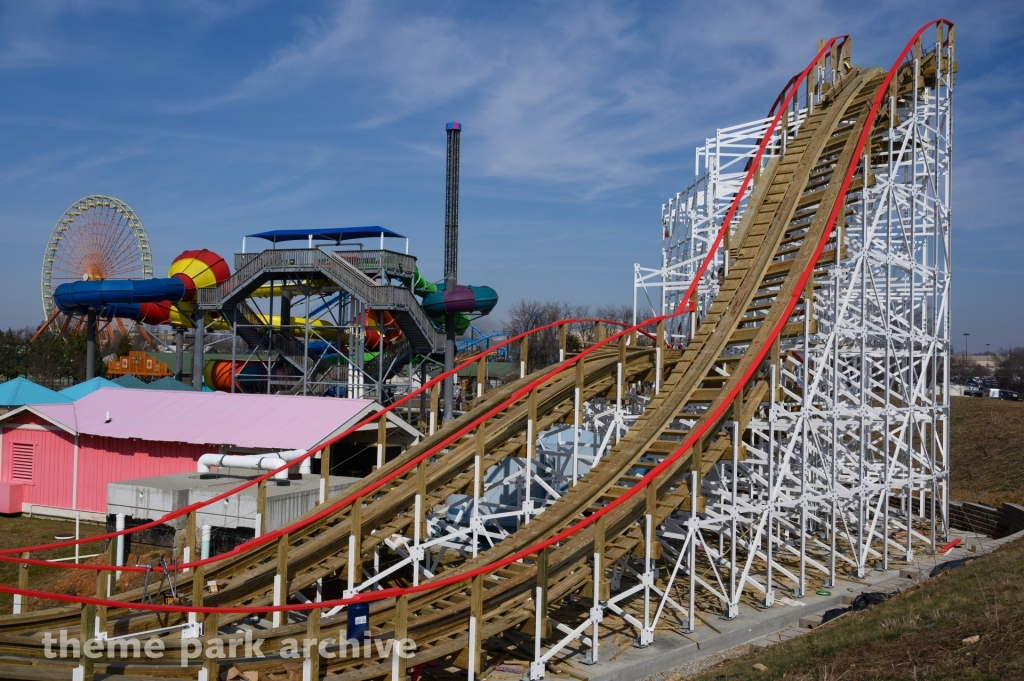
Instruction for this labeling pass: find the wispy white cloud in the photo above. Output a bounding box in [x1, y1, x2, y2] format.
[196, 1, 847, 194]
[0, 39, 58, 69]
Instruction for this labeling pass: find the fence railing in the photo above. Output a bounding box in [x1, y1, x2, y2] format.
[332, 249, 417, 279]
[199, 248, 445, 350]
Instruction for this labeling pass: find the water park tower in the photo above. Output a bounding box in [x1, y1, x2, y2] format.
[443, 121, 461, 420]
[193, 226, 497, 402]
[42, 202, 497, 404]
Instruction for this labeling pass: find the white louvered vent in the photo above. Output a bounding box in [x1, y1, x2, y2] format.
[11, 443, 33, 482]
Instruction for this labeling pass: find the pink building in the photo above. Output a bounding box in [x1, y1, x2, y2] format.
[0, 388, 417, 520]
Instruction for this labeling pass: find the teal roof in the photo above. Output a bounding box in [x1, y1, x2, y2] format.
[112, 375, 149, 389]
[146, 377, 199, 392]
[0, 378, 72, 407]
[58, 377, 123, 400]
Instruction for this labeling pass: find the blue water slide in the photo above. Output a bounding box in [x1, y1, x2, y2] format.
[53, 279, 186, 316]
[308, 292, 347, 318]
[456, 327, 510, 352]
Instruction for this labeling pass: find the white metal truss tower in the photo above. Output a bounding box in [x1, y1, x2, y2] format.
[632, 33, 953, 627]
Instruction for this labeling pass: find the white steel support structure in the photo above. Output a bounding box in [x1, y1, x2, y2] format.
[616, 33, 953, 647]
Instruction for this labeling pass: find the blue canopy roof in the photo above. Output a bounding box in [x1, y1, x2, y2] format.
[111, 375, 148, 389]
[58, 377, 123, 401]
[246, 226, 405, 244]
[0, 378, 71, 407]
[146, 377, 199, 392]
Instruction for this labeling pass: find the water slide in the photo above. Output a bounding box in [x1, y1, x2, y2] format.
[53, 278, 186, 322]
[457, 324, 511, 354]
[53, 249, 230, 328]
[413, 268, 498, 333]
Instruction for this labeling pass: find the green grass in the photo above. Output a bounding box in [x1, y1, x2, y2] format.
[949, 396, 1024, 507]
[692, 536, 1024, 680]
[0, 515, 107, 609]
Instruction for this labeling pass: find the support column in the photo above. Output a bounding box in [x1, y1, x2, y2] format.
[468, 574, 483, 680]
[655, 320, 664, 394]
[202, 612, 219, 681]
[306, 606, 321, 681]
[190, 563, 205, 631]
[347, 499, 362, 596]
[200, 524, 211, 561]
[520, 336, 529, 378]
[319, 447, 330, 505]
[95, 568, 108, 638]
[472, 422, 484, 558]
[524, 389, 537, 523]
[584, 515, 605, 665]
[413, 490, 424, 585]
[13, 552, 28, 615]
[192, 315, 205, 390]
[392, 595, 408, 681]
[726, 421, 739, 619]
[184, 511, 196, 571]
[256, 480, 267, 537]
[273, 533, 289, 627]
[573, 357, 583, 486]
[419, 363, 428, 431]
[85, 310, 97, 381]
[763, 365, 776, 608]
[77, 603, 96, 681]
[174, 328, 185, 381]
[640, 485, 655, 646]
[114, 514, 125, 580]
[429, 384, 439, 436]
[687, 472, 698, 632]
[476, 357, 486, 399]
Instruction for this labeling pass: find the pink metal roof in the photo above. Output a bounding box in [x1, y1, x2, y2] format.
[23, 403, 78, 432]
[25, 388, 377, 451]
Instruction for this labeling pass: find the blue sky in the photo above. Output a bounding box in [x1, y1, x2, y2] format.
[0, 1, 1021, 350]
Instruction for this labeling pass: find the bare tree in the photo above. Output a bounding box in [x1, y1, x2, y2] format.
[505, 299, 562, 374]
[950, 354, 986, 384]
[503, 299, 642, 374]
[995, 347, 1024, 391]
[594, 303, 633, 325]
[558, 303, 592, 347]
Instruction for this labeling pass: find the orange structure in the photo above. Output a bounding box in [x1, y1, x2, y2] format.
[106, 350, 172, 379]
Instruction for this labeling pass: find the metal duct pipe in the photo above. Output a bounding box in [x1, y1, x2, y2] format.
[196, 449, 310, 479]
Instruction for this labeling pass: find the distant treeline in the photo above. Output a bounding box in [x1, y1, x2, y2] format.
[947, 347, 1023, 391]
[502, 300, 635, 374]
[0, 327, 108, 388]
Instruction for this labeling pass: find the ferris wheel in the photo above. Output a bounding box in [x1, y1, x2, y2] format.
[39, 195, 153, 337]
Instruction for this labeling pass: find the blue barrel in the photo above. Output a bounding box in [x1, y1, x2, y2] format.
[347, 602, 370, 640]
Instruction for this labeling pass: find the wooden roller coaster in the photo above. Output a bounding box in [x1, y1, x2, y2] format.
[0, 19, 955, 681]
